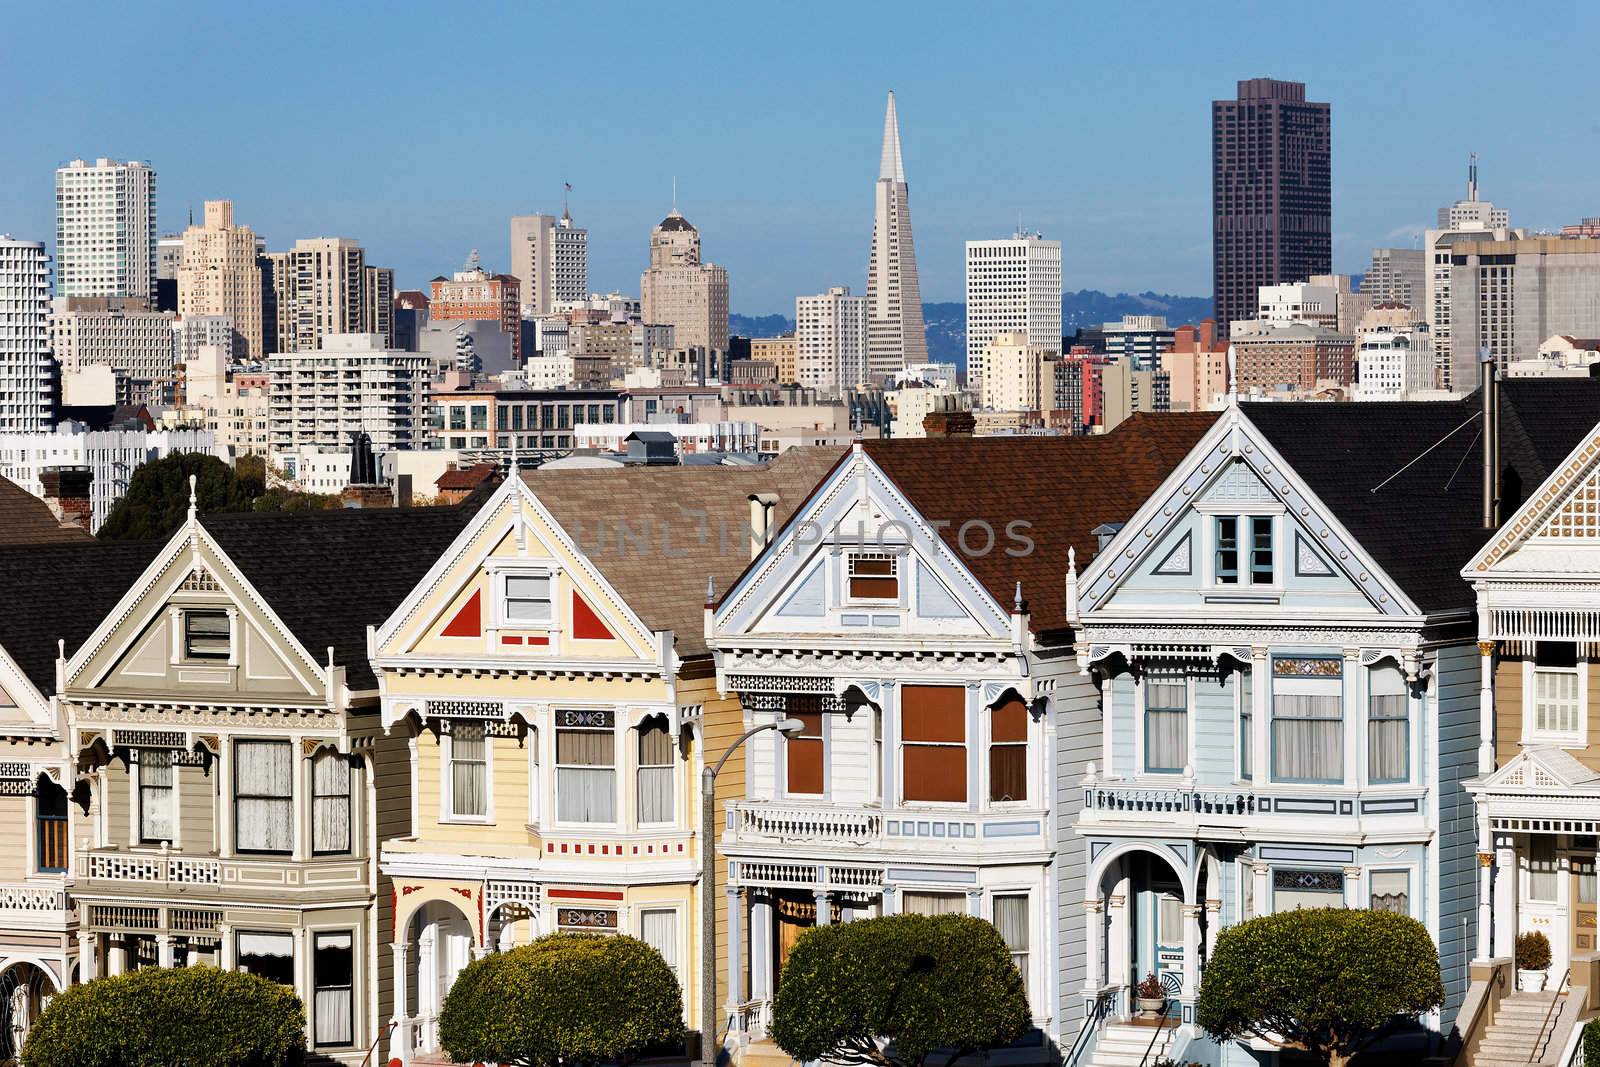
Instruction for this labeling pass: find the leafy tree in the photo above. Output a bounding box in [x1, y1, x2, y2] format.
[23, 965, 304, 1067]
[438, 932, 682, 1067]
[98, 452, 338, 540]
[1196, 908, 1444, 1067]
[769, 913, 1030, 1067]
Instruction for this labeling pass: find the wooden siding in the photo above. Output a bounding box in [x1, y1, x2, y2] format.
[691, 666, 743, 1018]
[1054, 668, 1100, 1029]
[1494, 657, 1523, 769]
[1437, 641, 1480, 1021]
[177, 762, 214, 853]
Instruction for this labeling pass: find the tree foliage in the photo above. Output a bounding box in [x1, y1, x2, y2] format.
[438, 933, 682, 1067]
[769, 913, 1030, 1067]
[23, 965, 304, 1067]
[1196, 908, 1443, 1067]
[97, 452, 338, 540]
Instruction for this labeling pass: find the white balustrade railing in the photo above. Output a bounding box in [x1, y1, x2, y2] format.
[0, 882, 68, 911]
[734, 999, 772, 1040]
[732, 803, 883, 842]
[1083, 784, 1259, 816]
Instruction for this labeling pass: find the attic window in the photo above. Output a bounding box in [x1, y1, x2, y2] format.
[847, 553, 899, 601]
[184, 610, 231, 660]
[504, 573, 553, 624]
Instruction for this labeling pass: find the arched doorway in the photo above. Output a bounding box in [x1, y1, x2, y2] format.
[1087, 844, 1194, 1019]
[405, 901, 475, 1055]
[0, 960, 60, 1063]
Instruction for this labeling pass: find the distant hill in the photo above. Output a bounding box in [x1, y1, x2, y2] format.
[733, 290, 1213, 371]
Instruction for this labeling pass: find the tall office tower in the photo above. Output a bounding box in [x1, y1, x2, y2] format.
[51, 297, 177, 407]
[865, 91, 929, 380]
[1438, 156, 1510, 230]
[178, 200, 265, 358]
[965, 232, 1062, 393]
[54, 158, 157, 300]
[639, 212, 729, 354]
[1444, 237, 1600, 381]
[267, 238, 395, 354]
[1366, 248, 1427, 310]
[0, 238, 55, 431]
[510, 210, 588, 316]
[1211, 79, 1331, 340]
[796, 286, 869, 393]
[1424, 163, 1520, 392]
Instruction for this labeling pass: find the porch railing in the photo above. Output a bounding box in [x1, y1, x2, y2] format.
[79, 847, 365, 891]
[732, 803, 883, 843]
[0, 881, 70, 912]
[1084, 784, 1259, 816]
[733, 999, 771, 1041]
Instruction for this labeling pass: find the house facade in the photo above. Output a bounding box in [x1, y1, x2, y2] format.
[373, 451, 840, 1065]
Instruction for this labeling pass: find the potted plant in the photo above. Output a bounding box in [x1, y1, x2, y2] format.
[1136, 971, 1167, 1015]
[1516, 930, 1552, 991]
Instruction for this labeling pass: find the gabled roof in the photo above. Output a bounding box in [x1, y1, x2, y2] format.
[0, 476, 91, 545]
[199, 501, 487, 690]
[524, 447, 845, 657]
[1474, 746, 1600, 793]
[858, 413, 1219, 637]
[1243, 380, 1600, 615]
[0, 539, 166, 694]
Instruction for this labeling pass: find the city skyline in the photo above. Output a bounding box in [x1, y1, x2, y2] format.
[2, 2, 1598, 313]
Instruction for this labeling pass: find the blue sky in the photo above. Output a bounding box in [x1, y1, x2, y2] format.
[2, 0, 1596, 313]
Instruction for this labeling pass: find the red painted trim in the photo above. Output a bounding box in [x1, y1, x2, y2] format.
[441, 589, 483, 638]
[500, 635, 524, 645]
[546, 888, 625, 902]
[524, 634, 549, 646]
[570, 591, 616, 641]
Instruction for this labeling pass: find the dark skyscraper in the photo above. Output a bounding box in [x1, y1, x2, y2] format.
[1212, 78, 1331, 339]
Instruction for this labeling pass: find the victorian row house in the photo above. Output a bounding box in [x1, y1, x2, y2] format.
[370, 450, 839, 1064]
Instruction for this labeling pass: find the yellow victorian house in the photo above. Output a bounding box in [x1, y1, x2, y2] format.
[373, 451, 838, 1064]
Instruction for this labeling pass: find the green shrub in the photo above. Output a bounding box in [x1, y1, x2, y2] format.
[1196, 907, 1443, 1067]
[1581, 1018, 1600, 1067]
[769, 912, 1030, 1067]
[23, 965, 304, 1067]
[438, 932, 682, 1067]
[1516, 930, 1552, 971]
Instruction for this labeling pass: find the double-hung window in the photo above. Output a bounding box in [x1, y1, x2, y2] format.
[989, 697, 1027, 802]
[1215, 516, 1274, 586]
[993, 894, 1030, 994]
[901, 685, 966, 803]
[784, 696, 825, 797]
[1368, 666, 1409, 784]
[641, 909, 678, 977]
[503, 573, 553, 626]
[1239, 668, 1253, 779]
[1250, 516, 1274, 582]
[312, 752, 352, 854]
[312, 932, 355, 1047]
[556, 713, 616, 823]
[1215, 518, 1240, 583]
[139, 748, 175, 843]
[184, 610, 230, 660]
[236, 740, 293, 853]
[1271, 660, 1344, 783]
[1144, 673, 1188, 774]
[636, 717, 673, 824]
[35, 780, 68, 873]
[447, 723, 488, 820]
[1370, 870, 1410, 915]
[1531, 642, 1583, 744]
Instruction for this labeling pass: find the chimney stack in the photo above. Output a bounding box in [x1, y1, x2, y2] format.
[1481, 347, 1500, 529]
[40, 466, 93, 531]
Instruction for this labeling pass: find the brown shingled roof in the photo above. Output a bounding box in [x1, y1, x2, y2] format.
[860, 413, 1219, 638]
[0, 476, 92, 545]
[523, 448, 846, 657]
[436, 463, 500, 491]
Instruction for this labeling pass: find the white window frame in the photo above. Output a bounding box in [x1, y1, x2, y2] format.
[635, 715, 676, 828]
[486, 561, 561, 633]
[1523, 654, 1588, 749]
[842, 548, 904, 607]
[781, 709, 828, 801]
[636, 904, 684, 987]
[984, 698, 1032, 808]
[1137, 671, 1191, 777]
[440, 723, 494, 825]
[1197, 503, 1286, 593]
[180, 608, 233, 663]
[989, 890, 1032, 1002]
[526, 727, 540, 829]
[553, 714, 619, 828]
[1368, 867, 1414, 917]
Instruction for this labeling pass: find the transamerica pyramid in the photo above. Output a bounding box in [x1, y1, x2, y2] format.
[865, 90, 929, 380]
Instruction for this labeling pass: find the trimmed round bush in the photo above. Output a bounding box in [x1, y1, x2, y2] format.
[23, 965, 304, 1067]
[1516, 930, 1552, 971]
[438, 932, 682, 1067]
[769, 912, 1030, 1067]
[1196, 907, 1443, 1067]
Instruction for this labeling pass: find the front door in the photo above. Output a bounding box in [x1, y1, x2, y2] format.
[1573, 854, 1596, 964]
[1154, 890, 1184, 1005]
[772, 893, 816, 992]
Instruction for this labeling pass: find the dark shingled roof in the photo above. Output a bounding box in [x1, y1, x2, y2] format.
[860, 412, 1221, 638]
[525, 448, 846, 657]
[0, 476, 92, 545]
[656, 213, 695, 232]
[0, 539, 166, 696]
[201, 501, 487, 690]
[1244, 378, 1600, 616]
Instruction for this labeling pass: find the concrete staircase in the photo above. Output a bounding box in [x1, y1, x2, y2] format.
[1472, 991, 1564, 1067]
[1082, 1021, 1176, 1067]
[736, 1039, 797, 1067]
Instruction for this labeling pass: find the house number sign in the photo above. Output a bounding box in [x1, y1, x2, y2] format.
[557, 907, 618, 929]
[558, 709, 615, 729]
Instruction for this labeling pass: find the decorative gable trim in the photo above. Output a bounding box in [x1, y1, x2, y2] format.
[1476, 746, 1600, 794]
[440, 590, 483, 639]
[1467, 429, 1600, 575]
[1153, 533, 1192, 576]
[1294, 532, 1336, 577]
[571, 592, 617, 641]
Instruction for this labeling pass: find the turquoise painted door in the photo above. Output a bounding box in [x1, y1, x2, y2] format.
[1155, 892, 1184, 1003]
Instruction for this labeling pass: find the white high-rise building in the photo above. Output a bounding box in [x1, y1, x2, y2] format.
[796, 287, 869, 393]
[1424, 161, 1522, 393]
[865, 91, 928, 382]
[51, 297, 176, 407]
[267, 333, 430, 458]
[965, 232, 1062, 392]
[510, 211, 588, 317]
[54, 158, 157, 300]
[0, 238, 55, 432]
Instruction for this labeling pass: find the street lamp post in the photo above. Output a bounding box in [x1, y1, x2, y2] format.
[700, 717, 806, 1067]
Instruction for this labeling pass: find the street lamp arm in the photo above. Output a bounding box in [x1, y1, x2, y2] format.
[706, 719, 802, 783]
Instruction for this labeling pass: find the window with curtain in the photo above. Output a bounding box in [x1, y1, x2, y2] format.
[1249, 516, 1274, 583]
[312, 932, 354, 1047]
[637, 718, 673, 824]
[1145, 674, 1187, 774]
[989, 697, 1028, 802]
[503, 573, 553, 624]
[35, 779, 68, 873]
[1529, 837, 1558, 902]
[993, 895, 1029, 994]
[556, 724, 615, 823]
[1368, 666, 1409, 784]
[1271, 665, 1343, 783]
[1533, 642, 1582, 741]
[448, 723, 488, 819]
[1215, 517, 1239, 584]
[237, 931, 294, 985]
[139, 748, 175, 843]
[1272, 868, 1345, 911]
[235, 740, 293, 853]
[1370, 870, 1409, 915]
[902, 686, 966, 803]
[1578, 856, 1597, 908]
[871, 707, 883, 803]
[312, 752, 352, 854]
[527, 728, 540, 826]
[641, 909, 678, 972]
[1239, 668, 1253, 779]
[902, 891, 966, 915]
[785, 696, 824, 796]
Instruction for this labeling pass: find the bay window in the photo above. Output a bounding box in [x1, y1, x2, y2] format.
[312, 932, 354, 1047]
[1144, 673, 1188, 774]
[785, 696, 824, 797]
[447, 723, 488, 820]
[988, 697, 1027, 802]
[236, 740, 293, 853]
[138, 748, 174, 843]
[237, 931, 294, 985]
[902, 891, 966, 915]
[1271, 660, 1343, 783]
[312, 752, 352, 854]
[556, 716, 615, 823]
[901, 685, 966, 804]
[1370, 871, 1409, 915]
[637, 717, 673, 824]
[641, 909, 678, 976]
[35, 779, 67, 873]
[1368, 665, 1409, 784]
[1239, 668, 1253, 779]
[1273, 868, 1344, 911]
[992, 894, 1029, 994]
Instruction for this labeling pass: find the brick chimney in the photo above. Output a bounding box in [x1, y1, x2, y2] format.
[40, 465, 93, 530]
[1173, 324, 1198, 351]
[922, 409, 976, 437]
[340, 484, 394, 509]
